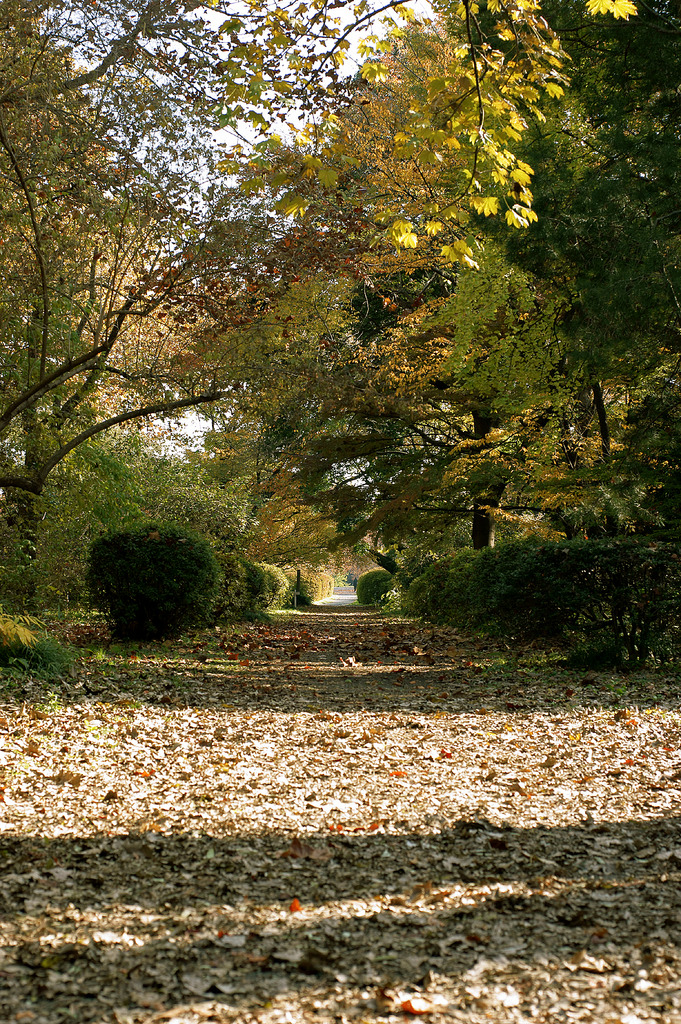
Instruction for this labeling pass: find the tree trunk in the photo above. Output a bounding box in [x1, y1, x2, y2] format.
[4, 407, 44, 609]
[472, 499, 496, 549]
[471, 410, 504, 549]
[592, 382, 611, 462]
[4, 487, 41, 610]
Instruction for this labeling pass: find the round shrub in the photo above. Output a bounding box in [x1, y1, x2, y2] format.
[356, 568, 393, 605]
[87, 522, 221, 639]
[404, 552, 475, 625]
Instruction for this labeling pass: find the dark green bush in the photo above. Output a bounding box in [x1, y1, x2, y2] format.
[407, 539, 681, 665]
[212, 551, 252, 620]
[251, 563, 290, 611]
[357, 568, 393, 605]
[87, 522, 221, 639]
[393, 551, 438, 593]
[213, 557, 290, 619]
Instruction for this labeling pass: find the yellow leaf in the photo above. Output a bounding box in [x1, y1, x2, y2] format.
[611, 0, 637, 16]
[417, 150, 441, 166]
[390, 219, 418, 248]
[545, 82, 564, 98]
[505, 206, 537, 229]
[470, 196, 499, 217]
[0, 605, 41, 648]
[361, 61, 390, 83]
[511, 167, 533, 186]
[587, 0, 637, 15]
[441, 241, 478, 268]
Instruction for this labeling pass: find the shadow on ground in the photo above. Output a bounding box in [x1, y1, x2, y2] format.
[1, 816, 680, 1020]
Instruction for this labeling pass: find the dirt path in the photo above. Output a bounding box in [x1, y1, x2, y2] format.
[2, 606, 681, 1023]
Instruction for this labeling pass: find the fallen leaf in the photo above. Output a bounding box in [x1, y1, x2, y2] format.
[566, 949, 609, 973]
[400, 994, 449, 1015]
[53, 770, 83, 788]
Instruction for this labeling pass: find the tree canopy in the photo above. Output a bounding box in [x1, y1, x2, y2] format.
[11, 0, 681, 607]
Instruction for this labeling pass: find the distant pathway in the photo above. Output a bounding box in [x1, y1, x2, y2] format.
[315, 586, 358, 607]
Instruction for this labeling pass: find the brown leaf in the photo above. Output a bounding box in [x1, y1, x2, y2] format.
[400, 994, 448, 1015]
[567, 950, 610, 973]
[280, 837, 333, 861]
[53, 770, 83, 788]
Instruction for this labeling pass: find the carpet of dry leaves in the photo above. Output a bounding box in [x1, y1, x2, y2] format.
[2, 591, 681, 1024]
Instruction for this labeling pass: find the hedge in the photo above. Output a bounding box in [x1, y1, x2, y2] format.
[213, 555, 290, 619]
[406, 538, 681, 665]
[356, 568, 393, 605]
[286, 571, 335, 606]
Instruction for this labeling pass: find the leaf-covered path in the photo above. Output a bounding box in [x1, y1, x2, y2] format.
[2, 603, 681, 1024]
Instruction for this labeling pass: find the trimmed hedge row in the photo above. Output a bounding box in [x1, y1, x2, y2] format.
[215, 560, 335, 616]
[406, 539, 681, 665]
[357, 568, 393, 605]
[87, 521, 338, 635]
[287, 571, 335, 606]
[213, 553, 290, 618]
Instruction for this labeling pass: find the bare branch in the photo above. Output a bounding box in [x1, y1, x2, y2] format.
[0, 345, 109, 433]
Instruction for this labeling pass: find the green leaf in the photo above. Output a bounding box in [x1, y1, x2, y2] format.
[276, 193, 311, 218]
[318, 167, 339, 188]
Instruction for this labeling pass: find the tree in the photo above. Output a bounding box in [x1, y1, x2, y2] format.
[241, 1, 638, 256]
[0, 4, 231, 551]
[231, 22, 567, 551]
[0, 0, 645, 603]
[272, 0, 681, 551]
[499, 0, 681, 536]
[279, 244, 566, 550]
[0, 0, 362, 574]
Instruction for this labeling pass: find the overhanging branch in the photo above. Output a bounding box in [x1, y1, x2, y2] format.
[36, 390, 229, 485]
